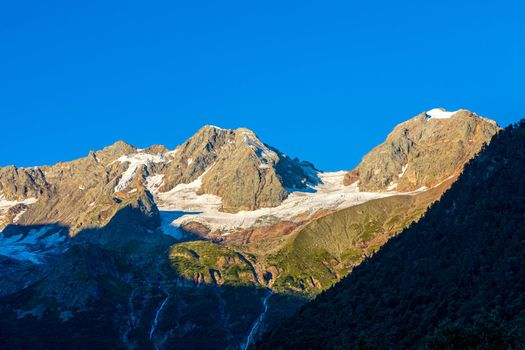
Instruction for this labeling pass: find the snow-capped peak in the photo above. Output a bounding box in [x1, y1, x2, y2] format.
[425, 108, 459, 120]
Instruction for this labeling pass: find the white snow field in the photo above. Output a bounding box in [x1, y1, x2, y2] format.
[149, 170, 424, 235]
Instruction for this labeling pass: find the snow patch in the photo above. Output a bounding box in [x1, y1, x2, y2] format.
[0, 225, 67, 264]
[399, 164, 408, 178]
[425, 108, 459, 120]
[114, 153, 166, 192]
[0, 196, 38, 211]
[13, 209, 27, 223]
[155, 172, 222, 214]
[0, 195, 38, 226]
[165, 149, 178, 157]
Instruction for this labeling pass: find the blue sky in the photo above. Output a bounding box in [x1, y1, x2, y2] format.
[1, 1, 524, 171]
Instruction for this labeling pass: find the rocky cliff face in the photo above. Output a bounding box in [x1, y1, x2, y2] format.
[159, 125, 318, 212]
[344, 109, 500, 191]
[0, 166, 49, 201]
[0, 140, 148, 234]
[199, 128, 318, 212]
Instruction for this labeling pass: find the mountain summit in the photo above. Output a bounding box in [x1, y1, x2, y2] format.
[157, 125, 319, 212]
[344, 108, 499, 191]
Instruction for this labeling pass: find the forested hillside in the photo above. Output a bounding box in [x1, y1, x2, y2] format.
[256, 120, 525, 350]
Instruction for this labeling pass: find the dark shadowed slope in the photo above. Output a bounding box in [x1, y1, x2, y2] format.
[256, 120, 525, 350]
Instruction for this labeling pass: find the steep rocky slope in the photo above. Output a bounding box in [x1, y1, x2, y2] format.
[344, 108, 499, 191]
[0, 140, 147, 234]
[156, 125, 319, 212]
[256, 121, 525, 350]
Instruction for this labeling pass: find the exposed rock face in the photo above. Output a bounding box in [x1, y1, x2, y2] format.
[344, 109, 500, 191]
[0, 166, 49, 201]
[199, 128, 306, 212]
[160, 126, 318, 212]
[159, 126, 233, 192]
[0, 140, 146, 234]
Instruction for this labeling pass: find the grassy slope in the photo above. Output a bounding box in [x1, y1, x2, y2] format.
[267, 180, 453, 295]
[169, 241, 260, 287]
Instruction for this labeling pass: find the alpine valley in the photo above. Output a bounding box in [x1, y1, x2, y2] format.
[0, 109, 500, 349]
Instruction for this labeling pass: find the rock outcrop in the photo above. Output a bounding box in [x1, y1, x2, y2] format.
[344, 109, 500, 191]
[160, 125, 318, 212]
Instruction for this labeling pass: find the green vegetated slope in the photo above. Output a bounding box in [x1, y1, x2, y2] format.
[169, 241, 260, 286]
[268, 181, 452, 295]
[256, 121, 525, 350]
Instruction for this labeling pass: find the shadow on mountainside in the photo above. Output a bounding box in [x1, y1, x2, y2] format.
[158, 210, 204, 240]
[0, 202, 309, 350]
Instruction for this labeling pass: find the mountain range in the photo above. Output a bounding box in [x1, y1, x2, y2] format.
[0, 108, 502, 349]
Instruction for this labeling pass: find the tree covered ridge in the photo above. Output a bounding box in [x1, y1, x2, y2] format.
[255, 120, 525, 350]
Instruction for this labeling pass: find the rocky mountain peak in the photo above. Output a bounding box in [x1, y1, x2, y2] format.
[344, 108, 500, 191]
[94, 140, 137, 164]
[155, 125, 318, 212]
[143, 144, 169, 155]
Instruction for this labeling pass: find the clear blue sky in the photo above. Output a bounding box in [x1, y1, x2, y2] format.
[1, 1, 524, 171]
